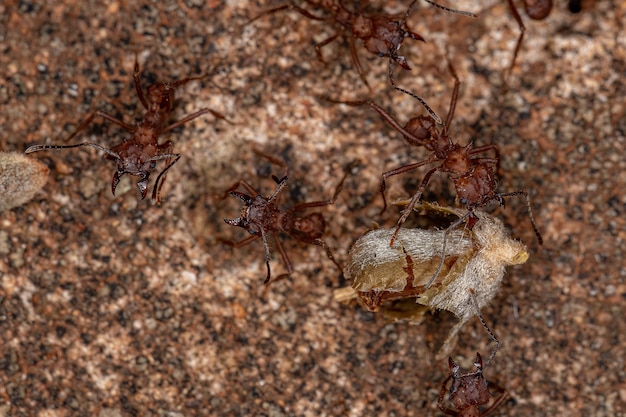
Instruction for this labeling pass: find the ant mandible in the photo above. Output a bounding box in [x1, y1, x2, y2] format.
[25, 55, 228, 205]
[323, 62, 542, 252]
[438, 289, 509, 417]
[222, 171, 347, 284]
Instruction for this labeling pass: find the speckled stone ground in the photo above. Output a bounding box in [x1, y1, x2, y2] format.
[0, 0, 624, 416]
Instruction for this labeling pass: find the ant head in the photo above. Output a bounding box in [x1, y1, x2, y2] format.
[112, 169, 152, 199]
[448, 353, 490, 414]
[224, 210, 263, 236]
[225, 191, 265, 235]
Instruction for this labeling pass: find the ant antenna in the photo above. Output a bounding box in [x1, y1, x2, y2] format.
[499, 190, 543, 244]
[268, 175, 288, 201]
[389, 59, 442, 124]
[399, 0, 419, 28]
[25, 143, 122, 161]
[259, 227, 272, 284]
[424, 0, 477, 18]
[469, 288, 499, 367]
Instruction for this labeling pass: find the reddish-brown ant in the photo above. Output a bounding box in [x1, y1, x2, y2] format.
[248, 0, 422, 86]
[25, 56, 228, 205]
[322, 62, 542, 260]
[248, 0, 473, 121]
[505, 0, 553, 77]
[438, 289, 509, 416]
[221, 170, 347, 284]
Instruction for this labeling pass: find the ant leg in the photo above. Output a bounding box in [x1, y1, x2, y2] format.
[367, 102, 431, 147]
[437, 374, 457, 416]
[481, 383, 510, 417]
[63, 111, 135, 143]
[252, 147, 289, 178]
[272, 231, 293, 283]
[443, 61, 461, 133]
[151, 148, 181, 205]
[220, 180, 259, 200]
[347, 37, 369, 87]
[219, 234, 259, 251]
[469, 144, 500, 159]
[472, 157, 498, 168]
[163, 108, 227, 132]
[388, 60, 441, 124]
[247, 3, 326, 25]
[505, 0, 526, 79]
[469, 288, 499, 367]
[389, 164, 440, 247]
[469, 143, 500, 172]
[315, 238, 342, 271]
[314, 33, 341, 65]
[167, 74, 207, 89]
[320, 96, 431, 147]
[133, 58, 149, 110]
[93, 111, 136, 131]
[380, 156, 437, 215]
[291, 171, 348, 211]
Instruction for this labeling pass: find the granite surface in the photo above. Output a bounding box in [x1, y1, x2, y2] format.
[1, 0, 624, 416]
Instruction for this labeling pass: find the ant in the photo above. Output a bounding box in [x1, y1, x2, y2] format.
[438, 289, 509, 417]
[248, 0, 473, 121]
[25, 56, 228, 205]
[505, 0, 553, 77]
[221, 167, 347, 284]
[322, 62, 542, 259]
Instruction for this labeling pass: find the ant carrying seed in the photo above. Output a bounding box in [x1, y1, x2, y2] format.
[248, 0, 473, 120]
[221, 168, 347, 284]
[25, 56, 228, 205]
[336, 202, 528, 357]
[323, 61, 542, 256]
[505, 0, 553, 77]
[438, 288, 509, 416]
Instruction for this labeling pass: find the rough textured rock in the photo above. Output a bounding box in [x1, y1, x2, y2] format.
[0, 1, 623, 415]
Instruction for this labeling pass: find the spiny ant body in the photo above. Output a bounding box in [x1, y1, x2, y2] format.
[250, 0, 474, 122]
[25, 56, 227, 205]
[438, 289, 509, 416]
[323, 62, 542, 251]
[248, 0, 423, 87]
[222, 172, 346, 284]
